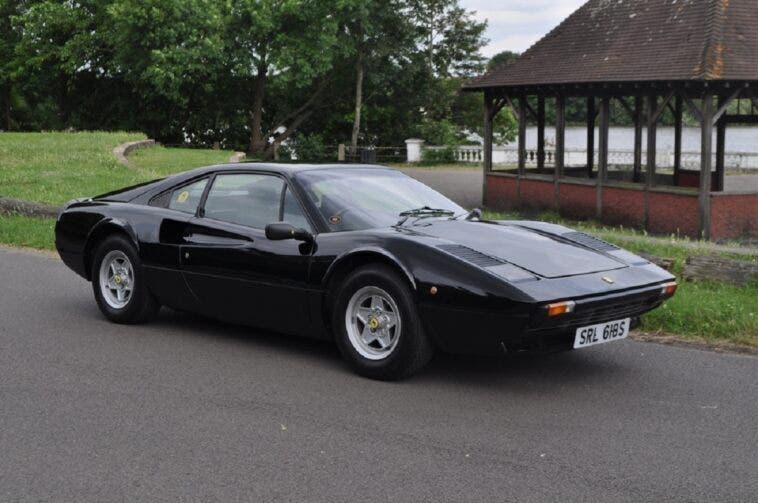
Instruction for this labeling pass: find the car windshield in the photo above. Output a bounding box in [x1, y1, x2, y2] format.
[295, 168, 464, 231]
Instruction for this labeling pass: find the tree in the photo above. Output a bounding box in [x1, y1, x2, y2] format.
[409, 0, 487, 78]
[343, 0, 416, 149]
[223, 0, 355, 157]
[487, 50, 519, 71]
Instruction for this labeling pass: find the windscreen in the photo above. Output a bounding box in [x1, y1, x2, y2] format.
[296, 168, 464, 231]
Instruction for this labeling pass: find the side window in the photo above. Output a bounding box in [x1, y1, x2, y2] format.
[203, 174, 283, 228]
[168, 178, 208, 214]
[282, 186, 312, 231]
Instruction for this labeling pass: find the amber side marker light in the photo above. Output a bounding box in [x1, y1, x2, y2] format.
[661, 281, 678, 296]
[546, 300, 576, 317]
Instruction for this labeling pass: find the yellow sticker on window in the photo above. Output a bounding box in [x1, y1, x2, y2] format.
[177, 191, 190, 203]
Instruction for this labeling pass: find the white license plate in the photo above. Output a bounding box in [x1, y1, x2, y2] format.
[573, 318, 630, 349]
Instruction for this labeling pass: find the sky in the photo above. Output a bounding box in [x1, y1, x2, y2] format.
[460, 0, 588, 58]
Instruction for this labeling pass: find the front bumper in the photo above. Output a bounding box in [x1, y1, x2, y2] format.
[421, 282, 669, 356]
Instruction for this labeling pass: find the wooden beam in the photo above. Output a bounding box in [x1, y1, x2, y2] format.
[493, 97, 507, 115]
[699, 95, 714, 240]
[646, 94, 658, 188]
[633, 95, 643, 182]
[673, 96, 683, 186]
[597, 97, 610, 219]
[711, 88, 741, 126]
[483, 91, 494, 203]
[523, 99, 538, 122]
[715, 97, 726, 192]
[587, 97, 595, 177]
[537, 96, 546, 170]
[684, 96, 704, 123]
[651, 91, 674, 122]
[504, 96, 520, 121]
[555, 95, 565, 180]
[518, 97, 527, 175]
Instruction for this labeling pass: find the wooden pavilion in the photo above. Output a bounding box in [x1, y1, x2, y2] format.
[465, 0, 758, 240]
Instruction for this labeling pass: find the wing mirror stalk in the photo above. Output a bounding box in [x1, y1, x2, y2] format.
[265, 222, 314, 243]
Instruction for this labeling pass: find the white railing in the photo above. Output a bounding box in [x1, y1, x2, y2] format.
[422, 145, 758, 170]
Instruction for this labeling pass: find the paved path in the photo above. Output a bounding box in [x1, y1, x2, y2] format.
[1, 247, 757, 501]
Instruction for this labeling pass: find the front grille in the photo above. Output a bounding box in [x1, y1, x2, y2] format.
[437, 244, 503, 268]
[562, 231, 618, 252]
[530, 292, 662, 333]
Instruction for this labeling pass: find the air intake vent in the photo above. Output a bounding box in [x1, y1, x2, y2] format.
[437, 244, 503, 267]
[562, 231, 618, 252]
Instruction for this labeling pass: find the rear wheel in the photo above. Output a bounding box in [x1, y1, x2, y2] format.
[332, 264, 433, 380]
[91, 235, 160, 323]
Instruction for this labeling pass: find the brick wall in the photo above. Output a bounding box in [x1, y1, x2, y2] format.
[485, 173, 757, 240]
[711, 193, 758, 240]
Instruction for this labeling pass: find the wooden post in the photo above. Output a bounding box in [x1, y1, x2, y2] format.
[537, 96, 546, 170]
[483, 91, 494, 205]
[700, 95, 714, 239]
[518, 96, 527, 175]
[715, 96, 726, 192]
[555, 95, 565, 179]
[633, 96, 643, 182]
[597, 97, 610, 218]
[673, 96, 683, 186]
[646, 94, 658, 188]
[587, 97, 595, 177]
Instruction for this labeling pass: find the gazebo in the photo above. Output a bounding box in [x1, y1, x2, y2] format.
[465, 0, 758, 240]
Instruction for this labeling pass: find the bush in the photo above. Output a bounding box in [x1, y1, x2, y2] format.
[280, 133, 332, 162]
[420, 146, 458, 164]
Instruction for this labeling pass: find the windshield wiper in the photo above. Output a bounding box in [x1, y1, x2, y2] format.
[397, 206, 455, 225]
[451, 208, 482, 221]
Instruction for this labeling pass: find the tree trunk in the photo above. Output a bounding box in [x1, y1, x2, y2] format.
[248, 62, 268, 156]
[350, 56, 364, 150]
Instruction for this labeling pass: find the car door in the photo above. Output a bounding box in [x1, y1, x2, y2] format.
[179, 172, 314, 335]
[140, 176, 210, 311]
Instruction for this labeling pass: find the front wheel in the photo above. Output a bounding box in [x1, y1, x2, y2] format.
[332, 264, 433, 380]
[91, 235, 160, 324]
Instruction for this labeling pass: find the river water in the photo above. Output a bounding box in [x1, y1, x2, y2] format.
[521, 126, 758, 153]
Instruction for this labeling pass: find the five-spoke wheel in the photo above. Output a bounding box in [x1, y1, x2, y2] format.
[91, 234, 160, 324]
[98, 250, 134, 309]
[333, 264, 434, 380]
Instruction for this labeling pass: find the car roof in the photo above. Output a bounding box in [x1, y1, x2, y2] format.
[183, 162, 393, 178]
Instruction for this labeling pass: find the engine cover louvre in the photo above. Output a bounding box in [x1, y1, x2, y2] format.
[561, 231, 619, 252]
[436, 244, 504, 268]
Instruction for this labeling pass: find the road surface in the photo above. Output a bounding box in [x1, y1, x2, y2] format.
[1, 246, 757, 502]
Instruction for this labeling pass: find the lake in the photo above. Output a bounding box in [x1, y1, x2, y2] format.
[520, 126, 758, 153]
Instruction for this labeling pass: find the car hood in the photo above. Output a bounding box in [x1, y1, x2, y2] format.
[409, 219, 627, 279]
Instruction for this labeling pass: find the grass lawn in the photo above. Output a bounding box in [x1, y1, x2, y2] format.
[0, 132, 234, 250]
[0, 215, 56, 250]
[129, 145, 234, 173]
[0, 132, 232, 206]
[485, 209, 758, 347]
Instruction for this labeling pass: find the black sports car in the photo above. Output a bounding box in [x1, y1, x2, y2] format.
[55, 163, 677, 379]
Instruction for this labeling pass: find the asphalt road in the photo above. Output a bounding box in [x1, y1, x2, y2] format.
[1, 246, 757, 502]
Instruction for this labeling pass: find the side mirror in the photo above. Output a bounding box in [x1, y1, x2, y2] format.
[265, 222, 313, 243]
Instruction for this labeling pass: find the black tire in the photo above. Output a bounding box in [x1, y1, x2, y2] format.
[332, 264, 434, 380]
[91, 234, 160, 324]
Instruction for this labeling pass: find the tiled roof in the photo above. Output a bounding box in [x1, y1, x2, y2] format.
[465, 0, 758, 89]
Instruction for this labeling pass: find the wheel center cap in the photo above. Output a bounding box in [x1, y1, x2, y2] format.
[368, 317, 380, 330]
[114, 275, 122, 284]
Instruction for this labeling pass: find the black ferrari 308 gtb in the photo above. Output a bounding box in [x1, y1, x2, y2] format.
[55, 164, 676, 379]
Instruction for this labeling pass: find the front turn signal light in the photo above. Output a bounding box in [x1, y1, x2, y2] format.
[546, 300, 576, 317]
[661, 281, 678, 296]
